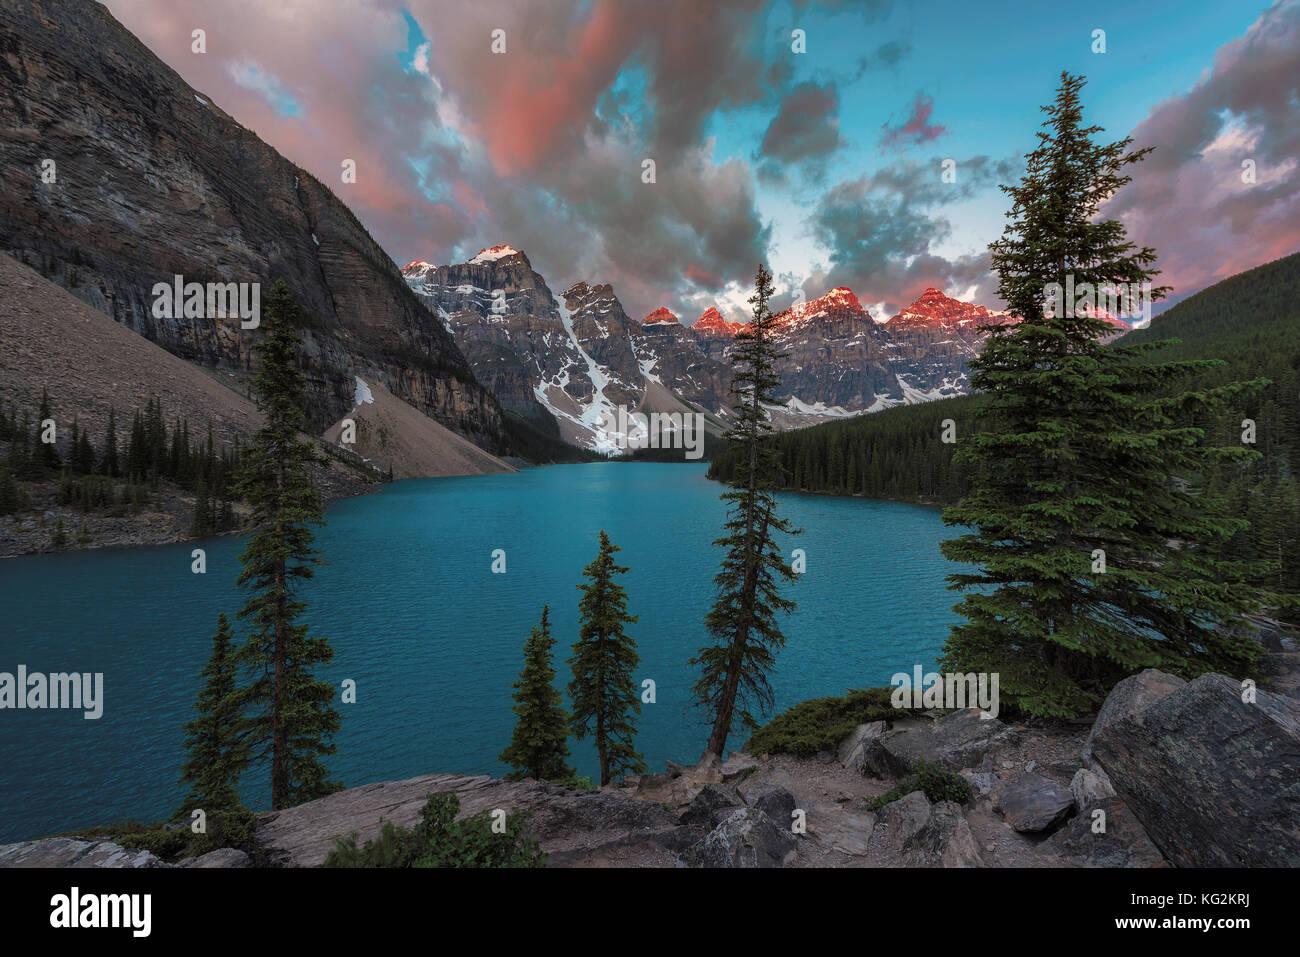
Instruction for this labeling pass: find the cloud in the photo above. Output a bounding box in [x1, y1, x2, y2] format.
[105, 0, 775, 322]
[225, 59, 301, 116]
[851, 38, 911, 78]
[880, 93, 946, 147]
[803, 155, 1012, 314]
[1105, 0, 1300, 307]
[863, 155, 1019, 205]
[758, 81, 846, 165]
[413, 0, 771, 177]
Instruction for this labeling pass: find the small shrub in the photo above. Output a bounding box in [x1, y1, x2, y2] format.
[323, 792, 545, 868]
[57, 806, 256, 862]
[867, 760, 973, 811]
[744, 687, 903, 758]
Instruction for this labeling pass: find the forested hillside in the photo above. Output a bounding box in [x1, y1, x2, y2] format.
[709, 251, 1300, 596]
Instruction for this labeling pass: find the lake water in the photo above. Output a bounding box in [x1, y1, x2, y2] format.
[0, 462, 957, 843]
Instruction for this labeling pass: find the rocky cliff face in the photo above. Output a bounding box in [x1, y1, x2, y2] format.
[0, 0, 503, 446]
[403, 249, 573, 430]
[630, 316, 734, 419]
[562, 281, 645, 408]
[405, 252, 734, 449]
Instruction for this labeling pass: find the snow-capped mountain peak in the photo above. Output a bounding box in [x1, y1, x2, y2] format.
[776, 286, 870, 326]
[469, 244, 524, 265]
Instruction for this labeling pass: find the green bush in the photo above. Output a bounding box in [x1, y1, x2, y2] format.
[323, 792, 546, 868]
[867, 760, 973, 811]
[59, 806, 257, 862]
[744, 687, 902, 758]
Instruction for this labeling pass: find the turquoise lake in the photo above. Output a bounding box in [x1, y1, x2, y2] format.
[0, 462, 956, 843]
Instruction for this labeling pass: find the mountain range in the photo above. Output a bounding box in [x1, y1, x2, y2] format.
[403, 250, 1087, 449]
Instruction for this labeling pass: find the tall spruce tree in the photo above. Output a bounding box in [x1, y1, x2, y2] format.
[691, 263, 799, 758]
[234, 279, 342, 809]
[568, 531, 645, 786]
[180, 613, 249, 812]
[100, 407, 119, 477]
[500, 606, 574, 782]
[37, 388, 60, 471]
[940, 72, 1266, 719]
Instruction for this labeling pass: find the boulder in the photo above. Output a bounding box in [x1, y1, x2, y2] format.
[837, 721, 888, 773]
[679, 784, 743, 828]
[1092, 673, 1300, 867]
[1081, 669, 1185, 766]
[750, 787, 797, 829]
[678, 808, 797, 868]
[862, 709, 1016, 777]
[911, 801, 985, 867]
[0, 838, 167, 868]
[1070, 767, 1116, 812]
[806, 807, 876, 856]
[1044, 798, 1166, 868]
[993, 773, 1076, 833]
[959, 769, 1000, 798]
[868, 791, 983, 867]
[868, 791, 933, 850]
[180, 847, 250, 868]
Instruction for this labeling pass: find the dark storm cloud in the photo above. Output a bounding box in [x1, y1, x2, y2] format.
[758, 81, 846, 164]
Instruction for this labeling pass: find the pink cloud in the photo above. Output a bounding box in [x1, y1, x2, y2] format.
[1107, 0, 1300, 307]
[880, 93, 947, 147]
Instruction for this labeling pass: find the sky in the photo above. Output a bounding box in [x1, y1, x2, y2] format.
[107, 0, 1300, 323]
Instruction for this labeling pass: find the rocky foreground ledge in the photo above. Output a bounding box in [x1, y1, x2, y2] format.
[5, 645, 1298, 869]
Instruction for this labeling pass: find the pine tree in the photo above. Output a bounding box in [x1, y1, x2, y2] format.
[100, 407, 119, 477]
[568, 531, 645, 786]
[691, 263, 800, 758]
[191, 476, 211, 537]
[69, 420, 81, 473]
[146, 397, 166, 476]
[233, 280, 342, 809]
[126, 409, 146, 480]
[75, 423, 96, 475]
[37, 388, 60, 471]
[940, 72, 1266, 719]
[499, 606, 574, 782]
[180, 613, 249, 812]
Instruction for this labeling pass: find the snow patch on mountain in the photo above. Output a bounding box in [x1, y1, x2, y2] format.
[783, 396, 854, 418]
[353, 376, 374, 407]
[545, 293, 622, 453]
[469, 244, 522, 264]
